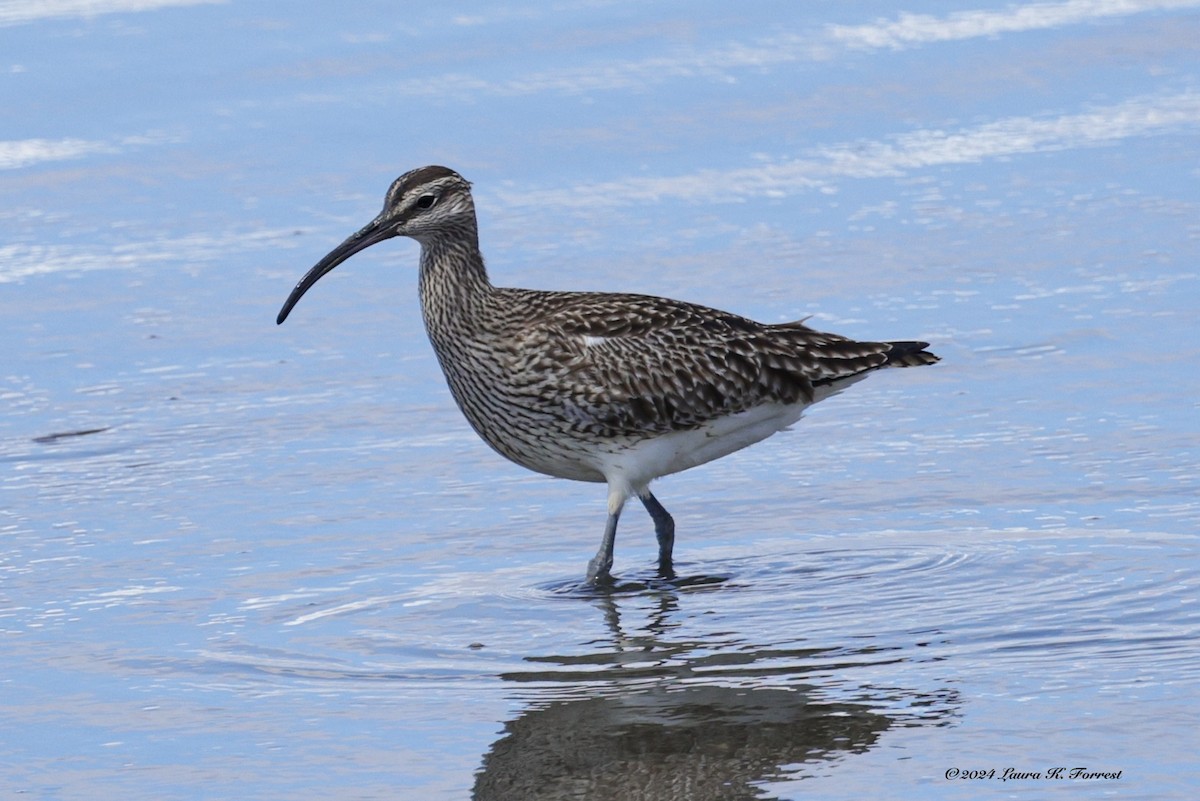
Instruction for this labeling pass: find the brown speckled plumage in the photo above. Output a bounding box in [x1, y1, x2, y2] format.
[278, 166, 939, 583]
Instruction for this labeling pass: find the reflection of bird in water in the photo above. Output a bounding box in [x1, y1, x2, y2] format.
[277, 166, 939, 583]
[472, 587, 957, 800]
[472, 685, 893, 801]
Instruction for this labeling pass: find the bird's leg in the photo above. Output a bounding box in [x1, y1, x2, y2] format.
[587, 489, 627, 584]
[639, 490, 675, 577]
[585, 511, 619, 584]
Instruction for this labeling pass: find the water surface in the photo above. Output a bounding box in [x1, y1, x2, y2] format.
[3, 2, 1199, 799]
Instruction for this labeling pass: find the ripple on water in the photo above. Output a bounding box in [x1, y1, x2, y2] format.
[73, 522, 1189, 752]
[506, 528, 1197, 699]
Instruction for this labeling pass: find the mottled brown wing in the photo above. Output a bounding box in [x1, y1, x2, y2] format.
[508, 292, 902, 438]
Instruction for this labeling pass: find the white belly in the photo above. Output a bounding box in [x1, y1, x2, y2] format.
[589, 401, 808, 494]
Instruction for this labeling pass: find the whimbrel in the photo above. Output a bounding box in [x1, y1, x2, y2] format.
[277, 166, 938, 584]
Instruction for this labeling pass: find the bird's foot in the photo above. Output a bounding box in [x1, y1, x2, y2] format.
[586, 553, 614, 585]
[656, 557, 676, 581]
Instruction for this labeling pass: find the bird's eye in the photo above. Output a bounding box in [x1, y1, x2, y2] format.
[415, 194, 438, 210]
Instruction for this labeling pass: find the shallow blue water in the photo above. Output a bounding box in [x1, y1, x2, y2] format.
[3, 2, 1199, 799]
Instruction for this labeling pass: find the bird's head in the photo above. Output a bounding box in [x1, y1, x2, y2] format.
[276, 165, 474, 324]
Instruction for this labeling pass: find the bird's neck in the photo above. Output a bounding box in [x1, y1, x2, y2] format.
[417, 231, 493, 334]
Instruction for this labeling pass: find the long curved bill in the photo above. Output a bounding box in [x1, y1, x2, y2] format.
[276, 215, 397, 325]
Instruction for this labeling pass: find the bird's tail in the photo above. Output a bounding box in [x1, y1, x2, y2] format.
[883, 341, 940, 368]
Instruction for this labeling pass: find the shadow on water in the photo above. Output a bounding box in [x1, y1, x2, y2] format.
[472, 578, 959, 800]
[536, 570, 734, 598]
[1, 426, 124, 463]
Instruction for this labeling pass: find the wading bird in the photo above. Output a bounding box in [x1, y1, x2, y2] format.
[277, 166, 938, 584]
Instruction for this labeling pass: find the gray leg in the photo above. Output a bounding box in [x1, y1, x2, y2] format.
[640, 491, 675, 574]
[586, 508, 621, 584]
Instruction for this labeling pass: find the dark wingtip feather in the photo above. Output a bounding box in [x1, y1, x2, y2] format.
[884, 340, 940, 367]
